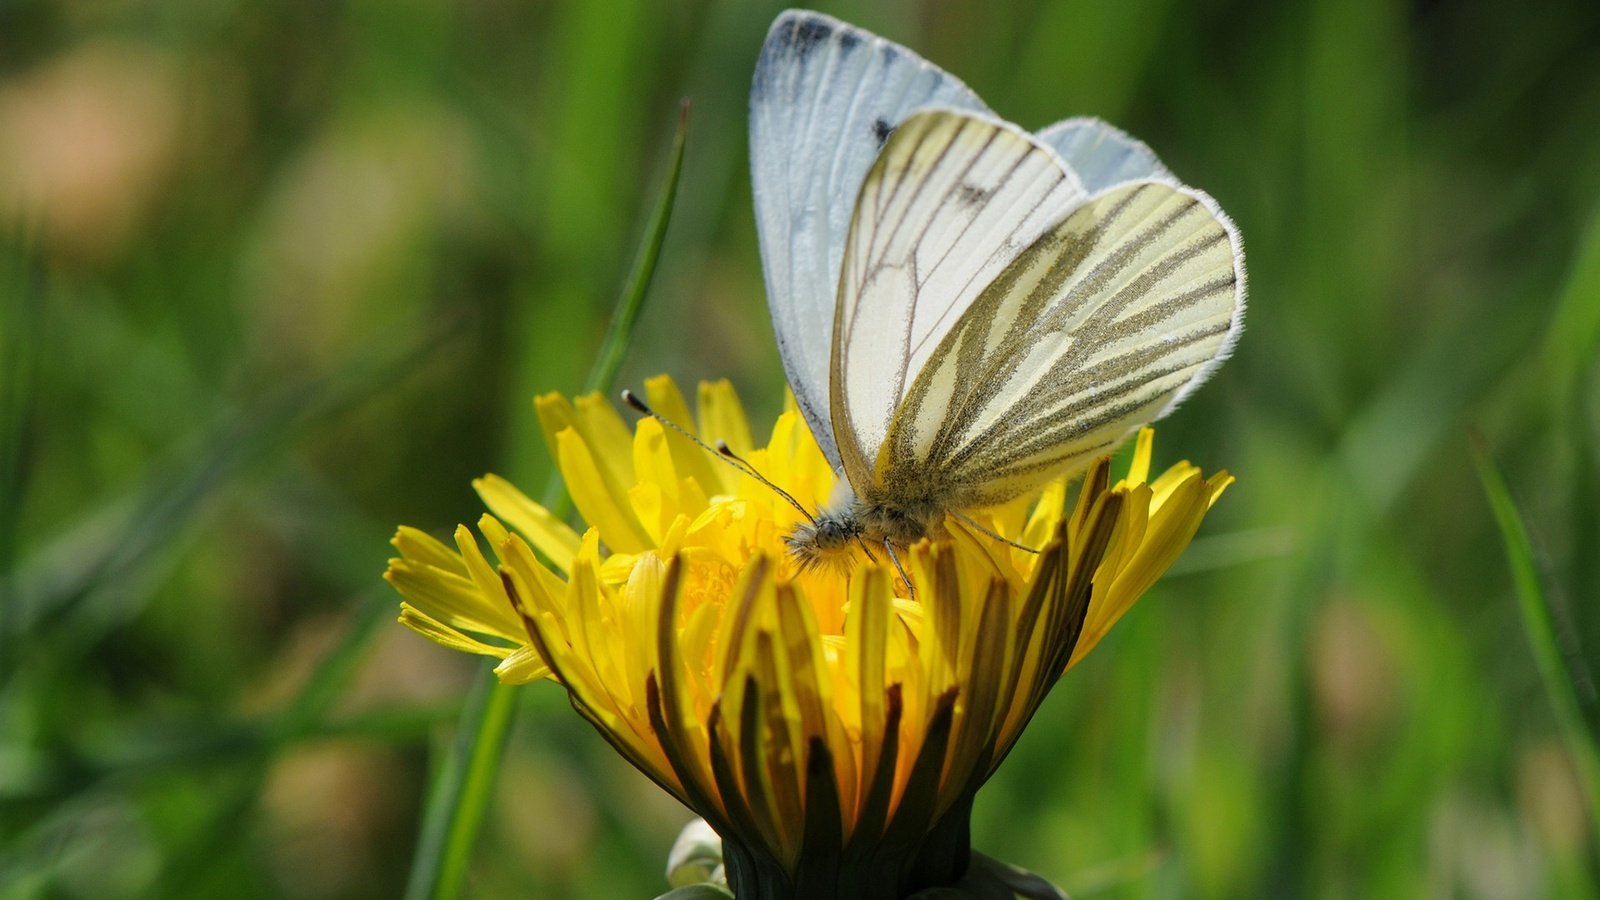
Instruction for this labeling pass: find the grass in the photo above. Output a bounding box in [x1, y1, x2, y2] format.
[4, 1, 1600, 897]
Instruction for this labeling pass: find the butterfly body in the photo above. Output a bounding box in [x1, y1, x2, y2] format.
[784, 484, 949, 571]
[752, 11, 1246, 571]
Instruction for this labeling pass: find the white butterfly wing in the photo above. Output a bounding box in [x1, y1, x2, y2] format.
[1035, 117, 1173, 193]
[750, 11, 988, 470]
[881, 178, 1246, 507]
[829, 109, 1088, 487]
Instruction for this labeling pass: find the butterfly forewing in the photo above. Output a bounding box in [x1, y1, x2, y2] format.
[882, 180, 1244, 508]
[750, 11, 989, 471]
[829, 109, 1087, 489]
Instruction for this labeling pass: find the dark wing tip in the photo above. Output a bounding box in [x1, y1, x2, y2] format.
[754, 11, 839, 103]
[768, 10, 836, 59]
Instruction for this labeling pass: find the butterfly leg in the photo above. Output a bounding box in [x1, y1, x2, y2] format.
[951, 510, 1040, 554]
[882, 538, 915, 598]
[854, 536, 879, 564]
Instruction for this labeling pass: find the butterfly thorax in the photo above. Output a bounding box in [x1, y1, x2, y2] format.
[855, 488, 949, 546]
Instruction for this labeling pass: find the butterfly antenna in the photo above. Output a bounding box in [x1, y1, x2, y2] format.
[951, 510, 1040, 554]
[713, 440, 820, 525]
[620, 389, 817, 524]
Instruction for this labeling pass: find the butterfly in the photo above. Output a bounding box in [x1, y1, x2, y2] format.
[747, 10, 1246, 569]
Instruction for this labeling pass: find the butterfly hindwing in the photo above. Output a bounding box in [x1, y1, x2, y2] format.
[828, 108, 1087, 490]
[881, 179, 1245, 508]
[1035, 117, 1173, 193]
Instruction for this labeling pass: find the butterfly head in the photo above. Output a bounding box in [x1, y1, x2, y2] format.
[783, 508, 863, 572]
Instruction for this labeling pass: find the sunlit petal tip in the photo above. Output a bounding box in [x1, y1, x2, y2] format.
[390, 525, 463, 571]
[1206, 470, 1237, 505]
[494, 644, 553, 684]
[1126, 427, 1156, 484]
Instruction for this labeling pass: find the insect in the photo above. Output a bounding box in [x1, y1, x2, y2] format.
[741, 11, 1247, 571]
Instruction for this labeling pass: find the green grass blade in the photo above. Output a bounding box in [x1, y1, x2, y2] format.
[1471, 438, 1600, 841]
[403, 101, 689, 900]
[584, 100, 692, 397]
[1540, 205, 1600, 413]
[0, 243, 42, 674]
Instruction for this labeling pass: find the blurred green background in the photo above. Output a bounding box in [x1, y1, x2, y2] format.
[5, 0, 1600, 897]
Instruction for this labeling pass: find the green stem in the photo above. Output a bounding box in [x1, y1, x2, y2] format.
[1471, 437, 1600, 854]
[402, 100, 689, 900]
[404, 673, 520, 900]
[584, 99, 693, 398]
[0, 241, 41, 681]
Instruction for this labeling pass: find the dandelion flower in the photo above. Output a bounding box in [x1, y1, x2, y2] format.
[386, 376, 1230, 899]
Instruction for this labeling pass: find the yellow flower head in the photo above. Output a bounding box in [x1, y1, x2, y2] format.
[386, 375, 1232, 899]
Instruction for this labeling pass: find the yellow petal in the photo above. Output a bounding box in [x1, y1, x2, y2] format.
[392, 526, 465, 573]
[453, 525, 523, 633]
[473, 475, 581, 573]
[573, 391, 638, 486]
[644, 375, 725, 499]
[480, 514, 570, 615]
[1206, 470, 1237, 506]
[538, 392, 647, 536]
[556, 426, 653, 553]
[494, 645, 554, 683]
[398, 605, 512, 658]
[697, 379, 755, 496]
[385, 559, 520, 641]
[1124, 427, 1155, 486]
